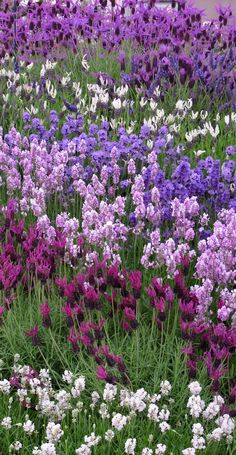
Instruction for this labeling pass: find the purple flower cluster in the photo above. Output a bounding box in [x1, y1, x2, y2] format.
[1, 0, 236, 102]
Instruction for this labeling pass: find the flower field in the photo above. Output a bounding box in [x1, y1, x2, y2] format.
[0, 0, 236, 453]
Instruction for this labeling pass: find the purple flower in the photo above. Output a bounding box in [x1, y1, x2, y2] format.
[64, 101, 78, 113]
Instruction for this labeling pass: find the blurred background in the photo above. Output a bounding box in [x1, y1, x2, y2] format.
[195, 0, 236, 18]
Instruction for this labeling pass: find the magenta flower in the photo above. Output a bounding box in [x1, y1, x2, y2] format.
[96, 366, 117, 384]
[68, 328, 80, 353]
[122, 307, 138, 332]
[146, 286, 156, 306]
[25, 325, 41, 346]
[154, 296, 166, 313]
[107, 264, 122, 288]
[179, 299, 196, 321]
[152, 277, 165, 297]
[180, 254, 191, 275]
[0, 306, 5, 320]
[123, 307, 136, 321]
[40, 301, 52, 328]
[55, 277, 67, 296]
[84, 287, 101, 310]
[62, 304, 74, 327]
[120, 295, 136, 310]
[129, 271, 142, 298]
[96, 366, 109, 381]
[74, 304, 84, 323]
[74, 273, 85, 294]
[174, 271, 189, 299]
[204, 352, 228, 393]
[164, 286, 175, 304]
[64, 281, 77, 305]
[80, 334, 93, 347]
[91, 320, 105, 341]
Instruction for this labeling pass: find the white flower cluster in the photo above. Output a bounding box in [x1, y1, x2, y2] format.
[182, 381, 235, 453]
[0, 360, 235, 454]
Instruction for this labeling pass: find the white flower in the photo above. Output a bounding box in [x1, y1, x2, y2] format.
[142, 449, 153, 455]
[99, 402, 110, 419]
[91, 391, 100, 404]
[200, 110, 208, 120]
[124, 438, 136, 454]
[9, 441, 22, 451]
[140, 97, 148, 107]
[185, 131, 195, 142]
[39, 443, 57, 455]
[159, 421, 170, 433]
[23, 419, 35, 435]
[224, 115, 230, 125]
[61, 73, 71, 87]
[32, 448, 41, 455]
[75, 444, 91, 455]
[208, 427, 223, 441]
[202, 401, 220, 420]
[84, 432, 101, 447]
[112, 413, 127, 431]
[188, 382, 202, 396]
[154, 86, 161, 98]
[192, 423, 204, 435]
[155, 444, 167, 454]
[182, 449, 196, 455]
[103, 384, 117, 402]
[82, 55, 89, 71]
[158, 408, 170, 421]
[147, 140, 153, 150]
[104, 429, 115, 442]
[187, 395, 205, 418]
[176, 100, 185, 111]
[112, 98, 122, 110]
[62, 370, 73, 384]
[160, 380, 172, 395]
[185, 99, 193, 110]
[191, 435, 206, 450]
[1, 416, 12, 429]
[71, 376, 85, 397]
[217, 414, 235, 435]
[46, 422, 64, 444]
[148, 404, 159, 422]
[191, 111, 198, 119]
[193, 150, 206, 157]
[115, 85, 128, 97]
[150, 100, 158, 111]
[0, 379, 11, 394]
